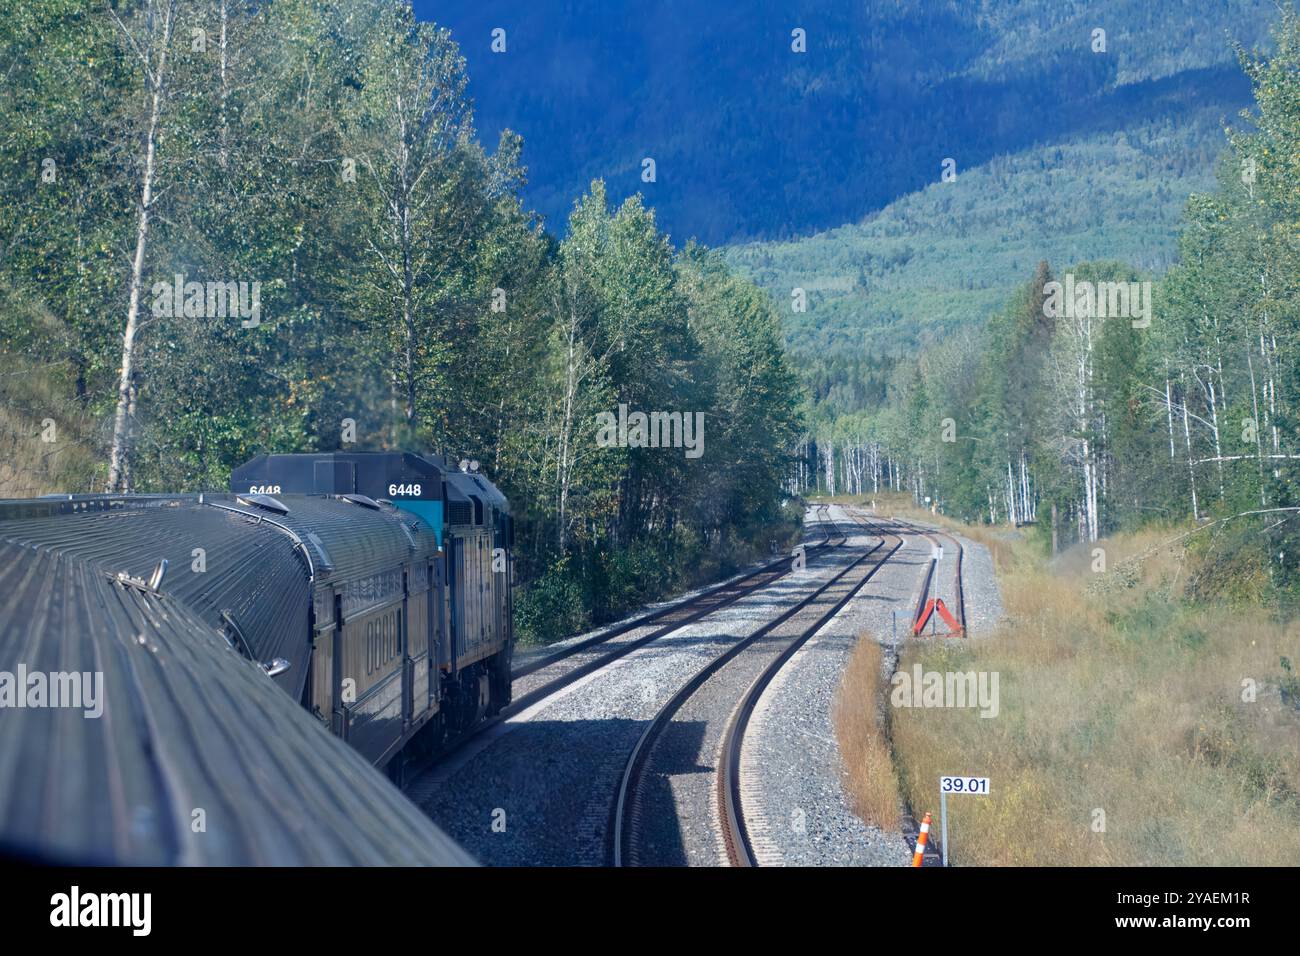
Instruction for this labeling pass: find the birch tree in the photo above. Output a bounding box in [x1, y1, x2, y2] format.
[106, 0, 177, 491]
[348, 7, 475, 441]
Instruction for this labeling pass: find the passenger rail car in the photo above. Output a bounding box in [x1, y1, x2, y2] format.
[0, 452, 515, 775]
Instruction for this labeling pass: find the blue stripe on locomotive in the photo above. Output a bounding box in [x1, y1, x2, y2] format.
[394, 498, 444, 549]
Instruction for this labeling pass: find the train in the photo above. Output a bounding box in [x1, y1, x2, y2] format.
[227, 451, 517, 767]
[0, 451, 514, 864]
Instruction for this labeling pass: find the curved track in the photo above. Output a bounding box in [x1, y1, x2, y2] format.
[714, 507, 970, 866]
[513, 505, 843, 683]
[404, 505, 845, 788]
[611, 508, 905, 866]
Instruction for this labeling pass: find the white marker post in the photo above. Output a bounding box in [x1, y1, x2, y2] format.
[938, 775, 990, 866]
[930, 545, 943, 635]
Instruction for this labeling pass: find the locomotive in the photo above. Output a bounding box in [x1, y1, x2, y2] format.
[0, 450, 513, 864]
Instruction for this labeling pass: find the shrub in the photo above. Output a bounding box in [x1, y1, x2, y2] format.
[514, 555, 590, 646]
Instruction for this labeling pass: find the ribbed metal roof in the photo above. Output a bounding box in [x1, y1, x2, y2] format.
[207, 494, 438, 583]
[0, 538, 474, 866]
[0, 498, 314, 701]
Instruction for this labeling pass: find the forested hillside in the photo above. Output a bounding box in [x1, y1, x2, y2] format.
[423, 0, 1278, 448]
[726, 106, 1230, 360]
[0, 0, 802, 639]
[422, 0, 1272, 243]
[801, 10, 1300, 597]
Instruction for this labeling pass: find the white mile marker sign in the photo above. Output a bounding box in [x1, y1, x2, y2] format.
[938, 776, 990, 867]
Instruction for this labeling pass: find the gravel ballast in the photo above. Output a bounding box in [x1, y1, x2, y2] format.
[408, 506, 1005, 867]
[738, 506, 1005, 867]
[410, 509, 857, 865]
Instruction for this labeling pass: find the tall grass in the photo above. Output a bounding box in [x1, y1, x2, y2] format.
[832, 637, 901, 830]
[837, 522, 1300, 865]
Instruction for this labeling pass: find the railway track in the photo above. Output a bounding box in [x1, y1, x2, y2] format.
[513, 504, 844, 681]
[404, 505, 846, 790]
[715, 508, 969, 867]
[858, 511, 968, 869]
[611, 508, 905, 866]
[410, 502, 971, 867]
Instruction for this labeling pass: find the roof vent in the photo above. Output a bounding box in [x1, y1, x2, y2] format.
[339, 493, 381, 510]
[235, 493, 290, 515]
[261, 658, 292, 678]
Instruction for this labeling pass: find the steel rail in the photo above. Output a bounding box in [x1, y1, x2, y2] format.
[716, 509, 903, 867]
[611, 509, 902, 867]
[514, 505, 842, 678]
[404, 505, 847, 789]
[891, 515, 966, 633]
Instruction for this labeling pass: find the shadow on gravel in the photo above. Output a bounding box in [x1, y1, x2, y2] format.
[418, 717, 701, 868]
[631, 719, 709, 867]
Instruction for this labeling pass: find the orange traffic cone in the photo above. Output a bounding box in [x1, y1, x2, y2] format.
[911, 812, 931, 867]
